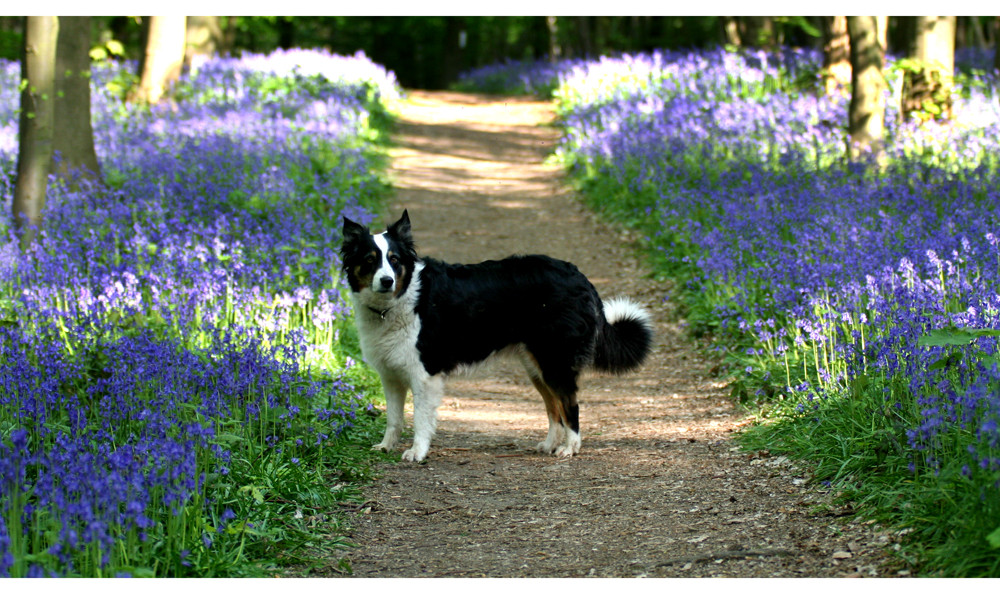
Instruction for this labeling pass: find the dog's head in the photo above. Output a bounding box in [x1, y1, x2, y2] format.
[340, 210, 418, 299]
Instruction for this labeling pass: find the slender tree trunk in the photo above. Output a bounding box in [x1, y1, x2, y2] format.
[969, 16, 986, 50]
[277, 16, 295, 49]
[442, 17, 463, 87]
[576, 16, 593, 58]
[629, 16, 646, 50]
[902, 16, 956, 123]
[546, 16, 561, 63]
[994, 18, 1000, 73]
[13, 16, 59, 250]
[821, 16, 851, 96]
[53, 16, 101, 184]
[129, 16, 186, 104]
[721, 16, 741, 46]
[846, 16, 887, 165]
[219, 16, 237, 57]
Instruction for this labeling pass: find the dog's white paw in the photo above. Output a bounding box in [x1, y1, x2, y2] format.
[537, 440, 560, 454]
[554, 445, 577, 457]
[537, 424, 565, 454]
[372, 440, 397, 452]
[401, 447, 428, 463]
[554, 432, 581, 457]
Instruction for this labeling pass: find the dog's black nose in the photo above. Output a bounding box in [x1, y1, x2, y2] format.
[380, 276, 394, 289]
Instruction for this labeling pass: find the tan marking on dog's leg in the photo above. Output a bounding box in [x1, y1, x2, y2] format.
[527, 374, 567, 454]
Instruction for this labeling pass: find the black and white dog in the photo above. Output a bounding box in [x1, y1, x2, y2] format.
[340, 210, 653, 462]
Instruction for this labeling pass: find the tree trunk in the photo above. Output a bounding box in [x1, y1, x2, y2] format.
[821, 16, 851, 96]
[546, 16, 561, 63]
[442, 17, 463, 87]
[575, 16, 593, 58]
[902, 16, 956, 123]
[629, 16, 646, 51]
[721, 16, 741, 46]
[53, 16, 101, 184]
[741, 16, 775, 48]
[875, 16, 888, 54]
[969, 16, 986, 50]
[13, 16, 59, 250]
[995, 18, 1000, 73]
[277, 17, 295, 49]
[185, 16, 223, 67]
[846, 16, 887, 165]
[130, 15, 186, 104]
[219, 16, 237, 57]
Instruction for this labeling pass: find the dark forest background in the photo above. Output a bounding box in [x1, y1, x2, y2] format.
[1, 16, 997, 89]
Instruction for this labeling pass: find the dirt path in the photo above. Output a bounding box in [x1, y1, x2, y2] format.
[334, 91, 895, 578]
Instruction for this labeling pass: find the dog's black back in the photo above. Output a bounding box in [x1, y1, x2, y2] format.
[414, 255, 602, 384]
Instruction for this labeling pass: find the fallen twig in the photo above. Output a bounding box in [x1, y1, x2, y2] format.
[422, 505, 460, 516]
[655, 548, 795, 567]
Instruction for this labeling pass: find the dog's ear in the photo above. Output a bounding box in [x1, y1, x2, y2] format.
[387, 210, 417, 258]
[341, 216, 369, 252]
[389, 210, 411, 237]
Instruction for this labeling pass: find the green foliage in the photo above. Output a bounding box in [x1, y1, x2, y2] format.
[88, 38, 125, 62]
[0, 26, 21, 61]
[740, 366, 1000, 577]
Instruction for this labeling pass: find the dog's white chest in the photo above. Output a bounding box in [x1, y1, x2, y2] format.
[358, 311, 421, 371]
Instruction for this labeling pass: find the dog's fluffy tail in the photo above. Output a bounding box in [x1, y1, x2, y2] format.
[591, 297, 653, 374]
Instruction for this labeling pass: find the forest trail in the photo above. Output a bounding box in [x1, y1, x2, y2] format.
[334, 90, 894, 578]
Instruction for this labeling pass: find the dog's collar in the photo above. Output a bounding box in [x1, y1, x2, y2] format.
[367, 305, 392, 320]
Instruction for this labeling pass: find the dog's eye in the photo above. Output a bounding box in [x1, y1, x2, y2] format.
[388, 255, 399, 266]
[365, 255, 376, 264]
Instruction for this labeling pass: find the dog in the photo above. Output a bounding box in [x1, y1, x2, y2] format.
[339, 210, 653, 462]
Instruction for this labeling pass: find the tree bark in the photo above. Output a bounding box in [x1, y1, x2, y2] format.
[13, 16, 59, 250]
[821, 16, 851, 96]
[968, 16, 986, 50]
[741, 16, 775, 48]
[53, 16, 101, 184]
[442, 17, 464, 87]
[902, 16, 956, 123]
[575, 16, 593, 58]
[875, 16, 888, 54]
[130, 15, 186, 104]
[721, 16, 741, 46]
[846, 16, 886, 165]
[546, 16, 561, 63]
[994, 18, 1000, 73]
[185, 16, 223, 68]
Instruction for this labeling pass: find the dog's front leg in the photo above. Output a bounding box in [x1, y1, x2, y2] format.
[402, 374, 443, 462]
[373, 375, 407, 452]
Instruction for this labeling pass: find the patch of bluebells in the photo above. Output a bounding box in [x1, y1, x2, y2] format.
[551, 48, 1000, 486]
[0, 50, 397, 576]
[454, 57, 587, 96]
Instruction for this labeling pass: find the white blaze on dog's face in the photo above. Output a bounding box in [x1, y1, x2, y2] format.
[371, 233, 397, 294]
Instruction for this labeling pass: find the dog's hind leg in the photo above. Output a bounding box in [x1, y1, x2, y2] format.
[520, 352, 561, 453]
[535, 359, 582, 457]
[373, 375, 407, 452]
[402, 374, 443, 463]
[527, 375, 567, 454]
[551, 384, 581, 457]
[520, 352, 576, 455]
